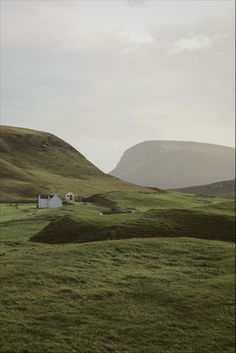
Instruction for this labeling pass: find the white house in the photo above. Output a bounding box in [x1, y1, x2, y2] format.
[38, 194, 62, 209]
[65, 192, 74, 202]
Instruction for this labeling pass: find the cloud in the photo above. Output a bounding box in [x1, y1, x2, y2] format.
[125, 0, 148, 6]
[1, 0, 235, 171]
[167, 31, 230, 55]
[168, 33, 212, 54]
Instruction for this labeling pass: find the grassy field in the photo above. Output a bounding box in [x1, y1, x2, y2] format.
[0, 237, 235, 353]
[32, 191, 235, 243]
[0, 190, 235, 245]
[0, 191, 235, 353]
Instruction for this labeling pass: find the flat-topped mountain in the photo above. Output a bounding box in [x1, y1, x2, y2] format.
[110, 140, 235, 189]
[0, 125, 141, 201]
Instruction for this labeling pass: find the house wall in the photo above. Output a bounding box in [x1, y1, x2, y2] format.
[49, 196, 62, 208]
[65, 192, 74, 201]
[38, 198, 49, 208]
[38, 195, 62, 208]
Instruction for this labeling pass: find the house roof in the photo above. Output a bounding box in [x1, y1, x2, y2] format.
[39, 195, 48, 199]
[39, 194, 56, 199]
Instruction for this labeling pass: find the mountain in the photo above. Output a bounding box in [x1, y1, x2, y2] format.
[0, 125, 142, 201]
[110, 140, 235, 189]
[176, 179, 235, 198]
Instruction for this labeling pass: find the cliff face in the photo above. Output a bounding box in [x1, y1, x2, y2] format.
[110, 140, 235, 189]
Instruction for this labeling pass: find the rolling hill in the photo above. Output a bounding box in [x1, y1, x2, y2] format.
[0, 125, 142, 201]
[110, 140, 235, 189]
[0, 195, 235, 352]
[28, 190, 235, 244]
[1, 232, 235, 353]
[176, 179, 235, 198]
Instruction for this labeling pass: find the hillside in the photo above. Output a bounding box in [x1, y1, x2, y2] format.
[0, 125, 142, 201]
[1, 191, 235, 352]
[27, 190, 235, 244]
[110, 140, 235, 189]
[176, 179, 235, 198]
[1, 237, 234, 353]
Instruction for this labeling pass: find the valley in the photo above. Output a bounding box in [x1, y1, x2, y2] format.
[0, 126, 235, 353]
[1, 0, 235, 351]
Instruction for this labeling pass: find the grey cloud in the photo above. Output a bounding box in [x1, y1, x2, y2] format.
[1, 0, 235, 171]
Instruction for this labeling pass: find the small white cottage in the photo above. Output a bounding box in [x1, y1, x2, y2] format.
[38, 194, 62, 209]
[65, 192, 74, 202]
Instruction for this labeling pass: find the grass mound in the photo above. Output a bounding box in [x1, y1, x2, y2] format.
[31, 208, 235, 244]
[84, 194, 135, 214]
[83, 194, 117, 208]
[30, 216, 92, 244]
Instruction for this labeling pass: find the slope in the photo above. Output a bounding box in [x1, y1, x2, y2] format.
[0, 237, 234, 353]
[110, 140, 235, 189]
[0, 125, 143, 201]
[176, 179, 235, 198]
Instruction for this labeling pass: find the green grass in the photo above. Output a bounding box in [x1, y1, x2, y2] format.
[0, 126, 144, 201]
[0, 191, 234, 245]
[0, 191, 235, 352]
[100, 190, 235, 215]
[28, 191, 235, 244]
[0, 237, 235, 353]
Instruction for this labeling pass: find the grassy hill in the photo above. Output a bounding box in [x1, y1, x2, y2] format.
[0, 191, 235, 352]
[1, 127, 235, 353]
[0, 190, 233, 244]
[32, 191, 235, 244]
[0, 125, 143, 201]
[110, 140, 235, 189]
[176, 179, 235, 198]
[0, 230, 235, 353]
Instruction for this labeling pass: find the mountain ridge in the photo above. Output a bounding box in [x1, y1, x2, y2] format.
[175, 179, 235, 198]
[110, 140, 235, 189]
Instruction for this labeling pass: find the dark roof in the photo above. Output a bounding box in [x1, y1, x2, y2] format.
[40, 195, 48, 199]
[39, 194, 56, 199]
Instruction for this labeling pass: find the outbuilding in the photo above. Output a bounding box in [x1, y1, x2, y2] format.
[38, 194, 62, 209]
[65, 192, 74, 202]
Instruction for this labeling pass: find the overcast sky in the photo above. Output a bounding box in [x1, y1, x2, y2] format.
[1, 0, 235, 172]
